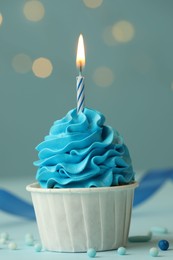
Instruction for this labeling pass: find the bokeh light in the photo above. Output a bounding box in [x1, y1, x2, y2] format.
[112, 20, 135, 43]
[83, 0, 103, 9]
[23, 0, 45, 22]
[32, 57, 53, 78]
[12, 54, 32, 74]
[0, 13, 3, 26]
[93, 66, 114, 87]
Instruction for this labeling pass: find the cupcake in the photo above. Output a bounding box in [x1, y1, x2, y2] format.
[26, 107, 137, 252]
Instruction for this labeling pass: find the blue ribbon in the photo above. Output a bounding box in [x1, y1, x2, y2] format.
[0, 189, 35, 220]
[133, 168, 173, 207]
[0, 168, 173, 220]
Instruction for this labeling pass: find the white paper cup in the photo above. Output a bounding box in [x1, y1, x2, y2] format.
[26, 182, 138, 252]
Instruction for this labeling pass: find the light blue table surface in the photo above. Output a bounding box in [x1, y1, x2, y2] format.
[0, 176, 173, 260]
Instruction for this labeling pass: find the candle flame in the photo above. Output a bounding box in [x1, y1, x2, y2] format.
[76, 34, 85, 70]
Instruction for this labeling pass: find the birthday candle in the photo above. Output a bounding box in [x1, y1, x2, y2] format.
[76, 34, 85, 113]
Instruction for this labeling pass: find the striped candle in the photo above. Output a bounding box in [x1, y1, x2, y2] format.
[76, 34, 85, 113]
[76, 74, 85, 113]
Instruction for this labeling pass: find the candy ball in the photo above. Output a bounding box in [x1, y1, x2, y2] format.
[87, 248, 97, 258]
[0, 232, 9, 240]
[0, 237, 6, 244]
[25, 233, 34, 240]
[150, 226, 168, 234]
[149, 247, 159, 257]
[158, 240, 169, 251]
[34, 243, 42, 252]
[25, 237, 34, 246]
[117, 247, 126, 255]
[8, 242, 17, 250]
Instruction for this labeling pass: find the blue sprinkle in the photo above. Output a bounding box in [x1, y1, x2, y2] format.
[34, 243, 42, 252]
[87, 248, 97, 258]
[117, 247, 126, 255]
[128, 232, 152, 242]
[158, 240, 169, 251]
[25, 237, 34, 246]
[149, 247, 159, 257]
[150, 226, 168, 234]
[25, 233, 34, 240]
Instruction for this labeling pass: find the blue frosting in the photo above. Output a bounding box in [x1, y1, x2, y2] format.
[34, 108, 135, 188]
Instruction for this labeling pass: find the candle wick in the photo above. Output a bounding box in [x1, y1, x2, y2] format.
[79, 65, 82, 76]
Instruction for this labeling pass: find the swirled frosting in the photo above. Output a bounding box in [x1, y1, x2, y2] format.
[34, 108, 135, 188]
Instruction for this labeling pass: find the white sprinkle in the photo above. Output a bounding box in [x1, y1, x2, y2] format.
[0, 232, 9, 240]
[149, 247, 159, 257]
[0, 237, 6, 244]
[8, 242, 17, 250]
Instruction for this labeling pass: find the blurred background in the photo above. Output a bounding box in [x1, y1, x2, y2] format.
[0, 0, 173, 179]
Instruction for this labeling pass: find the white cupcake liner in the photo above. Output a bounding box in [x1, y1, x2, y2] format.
[26, 182, 138, 252]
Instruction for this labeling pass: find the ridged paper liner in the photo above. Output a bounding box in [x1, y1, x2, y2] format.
[26, 182, 137, 252]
